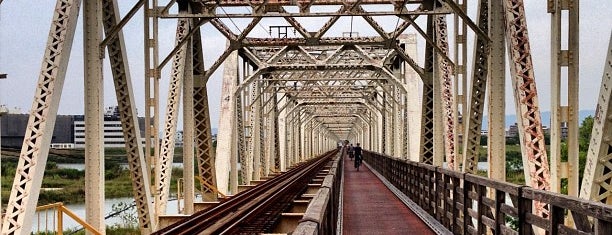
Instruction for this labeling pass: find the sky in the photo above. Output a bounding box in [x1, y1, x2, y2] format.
[0, 1, 610, 129]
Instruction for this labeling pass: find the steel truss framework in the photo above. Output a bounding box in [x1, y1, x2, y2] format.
[3, 0, 611, 234]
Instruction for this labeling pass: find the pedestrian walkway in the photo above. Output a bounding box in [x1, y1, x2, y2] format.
[342, 155, 436, 235]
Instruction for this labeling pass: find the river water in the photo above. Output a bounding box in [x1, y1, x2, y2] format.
[33, 197, 185, 232]
[37, 163, 186, 232]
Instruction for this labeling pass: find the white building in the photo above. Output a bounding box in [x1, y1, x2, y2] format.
[175, 130, 184, 147]
[74, 112, 147, 148]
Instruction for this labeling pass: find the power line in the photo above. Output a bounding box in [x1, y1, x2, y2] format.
[219, 6, 242, 35]
[243, 6, 273, 37]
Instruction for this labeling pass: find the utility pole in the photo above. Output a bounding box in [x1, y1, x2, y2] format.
[0, 74, 7, 229]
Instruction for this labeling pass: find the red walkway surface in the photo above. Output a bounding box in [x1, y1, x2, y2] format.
[342, 156, 435, 235]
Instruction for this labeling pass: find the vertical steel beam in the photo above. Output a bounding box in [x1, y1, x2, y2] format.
[266, 92, 282, 174]
[287, 106, 293, 167]
[2, 1, 80, 233]
[454, 0, 468, 168]
[155, 18, 188, 216]
[580, 33, 612, 204]
[487, 0, 506, 181]
[101, 0, 155, 231]
[462, 0, 490, 174]
[402, 93, 409, 158]
[549, 0, 563, 194]
[295, 109, 302, 163]
[216, 49, 239, 195]
[549, 0, 579, 198]
[258, 89, 265, 177]
[382, 92, 387, 154]
[503, 0, 551, 216]
[250, 81, 262, 180]
[182, 36, 195, 215]
[84, 0, 105, 232]
[566, 0, 580, 200]
[192, 29, 217, 202]
[399, 34, 422, 161]
[278, 97, 287, 171]
[236, 66, 248, 185]
[434, 15, 457, 170]
[391, 88, 397, 156]
[420, 16, 436, 164]
[144, 0, 160, 196]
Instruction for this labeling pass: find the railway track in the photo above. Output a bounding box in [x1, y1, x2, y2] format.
[153, 149, 339, 235]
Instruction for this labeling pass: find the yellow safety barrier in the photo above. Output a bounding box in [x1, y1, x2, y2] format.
[35, 202, 102, 235]
[195, 176, 227, 199]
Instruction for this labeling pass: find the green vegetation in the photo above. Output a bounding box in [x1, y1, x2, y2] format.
[1, 148, 186, 206]
[476, 116, 594, 186]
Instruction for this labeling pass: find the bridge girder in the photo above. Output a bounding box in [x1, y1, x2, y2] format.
[10, 0, 612, 233]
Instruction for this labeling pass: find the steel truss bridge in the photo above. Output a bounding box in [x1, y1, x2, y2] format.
[1, 0, 611, 234]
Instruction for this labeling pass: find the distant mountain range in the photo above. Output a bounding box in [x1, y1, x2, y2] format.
[480, 110, 595, 130]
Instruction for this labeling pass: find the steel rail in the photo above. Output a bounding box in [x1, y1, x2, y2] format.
[153, 149, 338, 234]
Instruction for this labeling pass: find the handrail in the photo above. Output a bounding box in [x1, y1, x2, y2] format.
[35, 202, 102, 235]
[363, 151, 612, 234]
[195, 176, 227, 199]
[294, 149, 343, 234]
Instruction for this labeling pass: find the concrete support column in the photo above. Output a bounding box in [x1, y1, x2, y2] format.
[182, 38, 195, 214]
[84, 0, 105, 232]
[278, 98, 287, 171]
[488, 0, 506, 181]
[216, 49, 238, 195]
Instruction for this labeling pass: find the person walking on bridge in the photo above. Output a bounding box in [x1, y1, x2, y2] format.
[353, 143, 363, 171]
[347, 143, 354, 160]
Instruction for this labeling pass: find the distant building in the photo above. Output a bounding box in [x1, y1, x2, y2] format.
[175, 130, 184, 147]
[105, 106, 121, 117]
[560, 123, 568, 139]
[50, 143, 75, 149]
[507, 123, 519, 138]
[2, 105, 212, 150]
[1, 113, 74, 148]
[542, 125, 550, 136]
[175, 131, 218, 147]
[73, 112, 148, 148]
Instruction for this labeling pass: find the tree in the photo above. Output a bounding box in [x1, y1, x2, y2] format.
[480, 135, 488, 146]
[578, 115, 594, 181]
[579, 115, 594, 152]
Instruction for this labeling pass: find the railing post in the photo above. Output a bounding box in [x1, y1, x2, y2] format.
[462, 175, 470, 234]
[477, 184, 486, 234]
[596, 220, 612, 234]
[58, 208, 63, 235]
[517, 186, 533, 235]
[451, 174, 459, 234]
[494, 189, 504, 235]
[549, 205, 564, 235]
[435, 167, 443, 223]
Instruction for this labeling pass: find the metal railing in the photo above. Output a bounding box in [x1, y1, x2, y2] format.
[35, 202, 102, 235]
[363, 151, 612, 234]
[294, 150, 343, 234]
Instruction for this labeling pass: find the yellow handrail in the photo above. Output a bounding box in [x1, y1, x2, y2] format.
[36, 202, 102, 235]
[195, 176, 227, 199]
